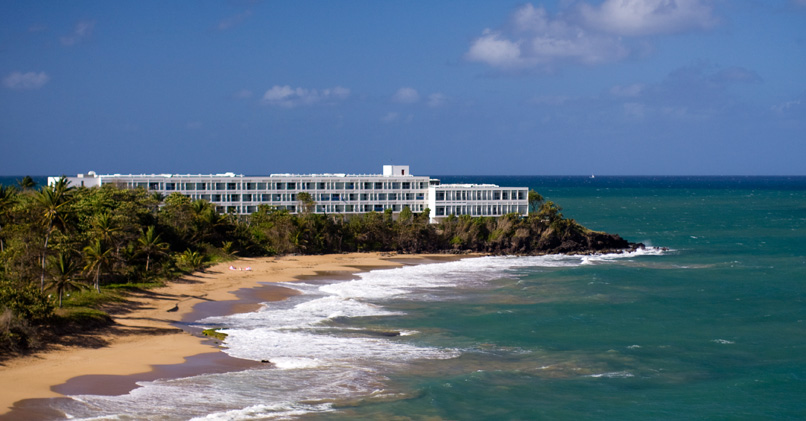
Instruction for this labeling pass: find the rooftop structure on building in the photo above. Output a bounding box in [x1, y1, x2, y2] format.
[50, 165, 529, 222]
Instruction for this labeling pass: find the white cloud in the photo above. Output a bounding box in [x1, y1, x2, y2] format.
[772, 99, 804, 115]
[710, 66, 762, 84]
[467, 1, 718, 71]
[3, 71, 50, 90]
[611, 83, 645, 97]
[578, 0, 717, 36]
[261, 85, 350, 107]
[218, 10, 252, 31]
[392, 87, 420, 104]
[466, 30, 524, 68]
[233, 89, 253, 99]
[381, 112, 399, 123]
[466, 4, 627, 70]
[528, 95, 574, 106]
[61, 20, 95, 46]
[427, 93, 447, 107]
[623, 102, 646, 118]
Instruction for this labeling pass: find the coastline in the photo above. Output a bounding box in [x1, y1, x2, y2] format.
[0, 252, 469, 416]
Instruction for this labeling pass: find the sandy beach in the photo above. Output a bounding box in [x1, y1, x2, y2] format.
[0, 252, 458, 416]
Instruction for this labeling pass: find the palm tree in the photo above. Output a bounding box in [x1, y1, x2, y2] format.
[296, 192, 316, 215]
[17, 175, 37, 190]
[83, 239, 113, 293]
[192, 200, 226, 244]
[178, 249, 206, 272]
[138, 225, 168, 272]
[91, 211, 120, 244]
[48, 252, 84, 308]
[0, 184, 16, 252]
[528, 189, 544, 214]
[35, 178, 74, 291]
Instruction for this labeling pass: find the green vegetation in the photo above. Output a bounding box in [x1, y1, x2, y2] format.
[1, 181, 633, 358]
[202, 328, 228, 341]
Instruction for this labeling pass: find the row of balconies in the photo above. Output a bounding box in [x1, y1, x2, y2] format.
[134, 179, 431, 192]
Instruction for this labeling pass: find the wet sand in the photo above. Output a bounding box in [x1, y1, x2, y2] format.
[0, 252, 469, 417]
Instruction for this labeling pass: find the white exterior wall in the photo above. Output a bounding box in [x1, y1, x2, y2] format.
[50, 172, 101, 188]
[427, 184, 529, 223]
[382, 165, 410, 176]
[53, 166, 529, 222]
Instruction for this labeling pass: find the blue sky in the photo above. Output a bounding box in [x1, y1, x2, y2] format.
[1, 0, 804, 176]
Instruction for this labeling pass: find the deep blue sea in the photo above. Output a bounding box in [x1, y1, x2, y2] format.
[0, 176, 47, 189]
[30, 176, 806, 419]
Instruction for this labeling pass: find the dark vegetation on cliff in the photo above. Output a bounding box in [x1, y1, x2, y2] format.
[0, 178, 640, 357]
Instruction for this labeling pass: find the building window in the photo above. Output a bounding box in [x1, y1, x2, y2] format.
[149, 182, 159, 190]
[436, 191, 445, 201]
[165, 183, 175, 191]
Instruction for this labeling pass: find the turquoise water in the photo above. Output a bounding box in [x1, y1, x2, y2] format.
[38, 177, 806, 419]
[324, 177, 806, 420]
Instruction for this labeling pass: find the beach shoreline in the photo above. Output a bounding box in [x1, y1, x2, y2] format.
[0, 252, 471, 417]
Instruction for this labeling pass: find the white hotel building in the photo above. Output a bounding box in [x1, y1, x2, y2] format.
[51, 165, 529, 223]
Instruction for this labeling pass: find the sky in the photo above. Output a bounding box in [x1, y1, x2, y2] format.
[1, 0, 805, 176]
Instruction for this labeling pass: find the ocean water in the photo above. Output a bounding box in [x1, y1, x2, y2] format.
[43, 176, 806, 419]
[0, 175, 47, 188]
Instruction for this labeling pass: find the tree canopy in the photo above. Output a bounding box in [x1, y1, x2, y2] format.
[0, 180, 634, 356]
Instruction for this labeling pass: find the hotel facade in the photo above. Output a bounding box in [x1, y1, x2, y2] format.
[51, 165, 529, 222]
